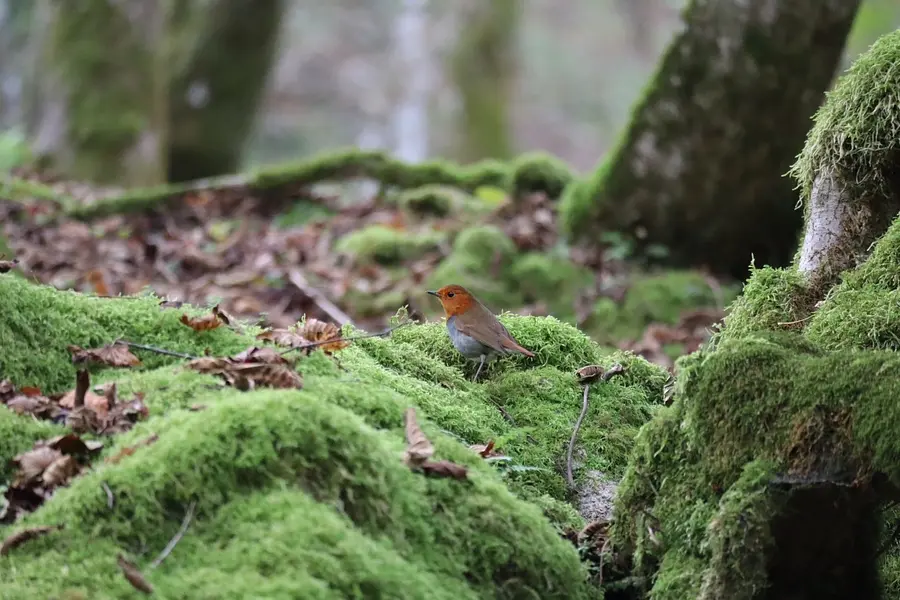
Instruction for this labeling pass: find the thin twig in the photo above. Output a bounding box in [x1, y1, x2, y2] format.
[279, 321, 413, 355]
[777, 315, 813, 326]
[101, 481, 115, 509]
[119, 340, 198, 360]
[567, 384, 592, 488]
[567, 365, 626, 488]
[287, 269, 354, 327]
[150, 500, 196, 569]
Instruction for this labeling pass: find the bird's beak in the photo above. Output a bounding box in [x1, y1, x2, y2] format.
[426, 290, 439, 297]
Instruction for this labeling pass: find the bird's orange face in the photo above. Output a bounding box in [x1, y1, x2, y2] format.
[427, 284, 476, 317]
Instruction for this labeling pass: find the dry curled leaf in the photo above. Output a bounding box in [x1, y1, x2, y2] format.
[13, 446, 64, 487]
[575, 365, 605, 383]
[118, 554, 154, 594]
[421, 459, 469, 480]
[106, 434, 160, 465]
[403, 407, 434, 467]
[468, 439, 500, 458]
[257, 318, 350, 354]
[0, 259, 19, 273]
[180, 306, 224, 332]
[46, 433, 104, 456]
[231, 346, 289, 365]
[67, 342, 141, 367]
[296, 318, 350, 353]
[0, 525, 63, 556]
[41, 455, 79, 487]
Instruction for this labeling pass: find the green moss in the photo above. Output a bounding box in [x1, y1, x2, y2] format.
[0, 176, 74, 209]
[452, 225, 518, 266]
[507, 252, 593, 322]
[790, 29, 900, 204]
[252, 147, 508, 193]
[0, 276, 670, 597]
[335, 225, 445, 266]
[0, 275, 256, 392]
[719, 265, 812, 340]
[613, 331, 900, 597]
[506, 152, 574, 200]
[806, 218, 900, 351]
[587, 270, 732, 344]
[398, 185, 457, 217]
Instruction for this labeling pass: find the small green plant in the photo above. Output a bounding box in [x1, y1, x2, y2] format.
[0, 129, 33, 172]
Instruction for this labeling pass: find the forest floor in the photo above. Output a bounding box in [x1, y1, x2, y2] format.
[0, 165, 735, 371]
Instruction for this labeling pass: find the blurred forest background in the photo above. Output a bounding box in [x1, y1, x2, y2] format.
[1, 0, 899, 369]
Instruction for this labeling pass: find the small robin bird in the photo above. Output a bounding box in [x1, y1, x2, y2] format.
[427, 284, 535, 381]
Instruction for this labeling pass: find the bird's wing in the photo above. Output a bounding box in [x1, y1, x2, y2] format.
[455, 303, 534, 356]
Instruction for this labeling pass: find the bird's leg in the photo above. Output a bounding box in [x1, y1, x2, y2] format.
[472, 355, 486, 382]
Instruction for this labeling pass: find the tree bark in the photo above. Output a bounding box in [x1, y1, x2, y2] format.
[562, 0, 862, 279]
[167, 0, 285, 183]
[29, 0, 168, 186]
[449, 0, 520, 163]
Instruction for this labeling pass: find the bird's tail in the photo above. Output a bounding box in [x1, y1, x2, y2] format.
[503, 340, 535, 357]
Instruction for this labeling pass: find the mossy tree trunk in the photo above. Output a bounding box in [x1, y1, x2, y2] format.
[449, 0, 520, 163]
[166, 0, 285, 183]
[28, 0, 169, 186]
[561, 0, 862, 278]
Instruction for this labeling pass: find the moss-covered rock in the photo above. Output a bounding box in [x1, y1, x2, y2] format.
[0, 275, 668, 598]
[506, 152, 574, 200]
[335, 225, 445, 266]
[397, 185, 457, 217]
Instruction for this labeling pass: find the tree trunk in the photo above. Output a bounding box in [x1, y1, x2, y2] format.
[560, 0, 863, 279]
[449, 0, 520, 163]
[28, 0, 168, 186]
[166, 0, 285, 183]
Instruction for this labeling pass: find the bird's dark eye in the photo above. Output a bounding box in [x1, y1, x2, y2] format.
[447, 292, 455, 298]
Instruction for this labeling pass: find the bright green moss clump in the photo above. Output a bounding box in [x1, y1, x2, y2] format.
[506, 152, 574, 200]
[398, 185, 457, 217]
[0, 275, 668, 598]
[790, 29, 900, 204]
[806, 217, 900, 351]
[336, 225, 445, 266]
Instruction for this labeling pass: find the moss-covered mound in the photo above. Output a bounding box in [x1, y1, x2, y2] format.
[0, 275, 667, 599]
[613, 331, 896, 599]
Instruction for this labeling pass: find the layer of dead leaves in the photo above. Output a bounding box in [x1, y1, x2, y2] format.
[1, 372, 149, 436]
[1, 433, 104, 524]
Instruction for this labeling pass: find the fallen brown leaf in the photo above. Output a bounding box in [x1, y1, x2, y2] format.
[0, 259, 19, 273]
[403, 407, 434, 467]
[67, 343, 142, 368]
[421, 459, 469, 480]
[41, 455, 79, 487]
[13, 446, 63, 487]
[188, 404, 207, 412]
[180, 306, 224, 332]
[46, 433, 104, 456]
[187, 357, 303, 390]
[295, 318, 350, 353]
[231, 346, 289, 365]
[468, 439, 500, 458]
[118, 554, 154, 594]
[575, 365, 606, 383]
[0, 525, 63, 556]
[106, 434, 160, 465]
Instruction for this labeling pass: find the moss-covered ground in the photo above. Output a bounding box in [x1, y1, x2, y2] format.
[0, 274, 669, 599]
